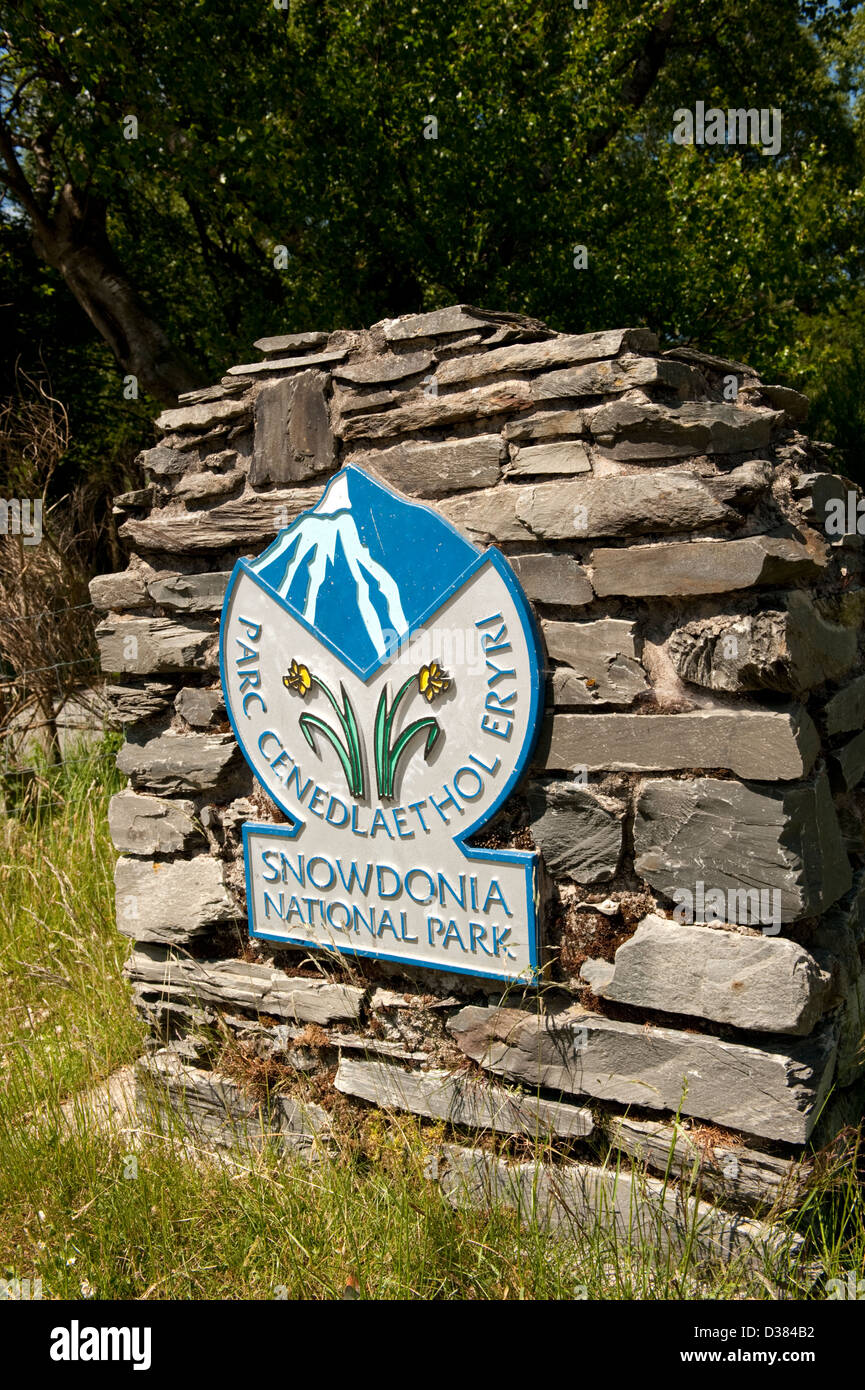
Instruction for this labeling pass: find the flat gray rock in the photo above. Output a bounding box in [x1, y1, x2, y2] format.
[250, 370, 335, 485]
[606, 1115, 810, 1214]
[503, 409, 585, 442]
[448, 1004, 838, 1142]
[633, 773, 852, 923]
[334, 351, 432, 385]
[340, 380, 533, 440]
[542, 618, 649, 706]
[506, 553, 593, 608]
[436, 329, 659, 386]
[109, 790, 204, 855]
[115, 853, 236, 942]
[226, 350, 347, 376]
[105, 682, 176, 727]
[156, 398, 251, 433]
[507, 440, 591, 476]
[582, 914, 831, 1035]
[589, 536, 824, 597]
[438, 486, 532, 542]
[440, 1143, 805, 1264]
[334, 1057, 593, 1138]
[832, 731, 865, 790]
[116, 731, 247, 795]
[147, 572, 231, 612]
[533, 356, 697, 402]
[139, 445, 190, 476]
[379, 305, 505, 341]
[526, 781, 624, 882]
[517, 468, 766, 540]
[89, 571, 149, 611]
[254, 331, 328, 354]
[175, 686, 226, 729]
[119, 487, 315, 552]
[125, 942, 364, 1023]
[545, 706, 819, 781]
[348, 434, 503, 497]
[96, 617, 215, 675]
[589, 400, 783, 458]
[825, 675, 865, 735]
[667, 592, 857, 694]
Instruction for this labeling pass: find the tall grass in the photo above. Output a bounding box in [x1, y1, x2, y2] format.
[0, 743, 863, 1301]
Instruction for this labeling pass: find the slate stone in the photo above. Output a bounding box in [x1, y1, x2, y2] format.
[115, 854, 236, 942]
[831, 731, 865, 790]
[116, 732, 247, 796]
[89, 571, 149, 611]
[633, 773, 852, 923]
[582, 915, 831, 1035]
[333, 1057, 593, 1138]
[503, 410, 585, 442]
[137, 1051, 332, 1156]
[542, 618, 649, 706]
[526, 781, 624, 882]
[667, 592, 858, 694]
[339, 380, 534, 441]
[175, 686, 226, 729]
[440, 1143, 805, 1264]
[226, 350, 347, 377]
[545, 706, 819, 781]
[448, 1004, 838, 1142]
[173, 468, 244, 502]
[435, 329, 659, 386]
[334, 351, 432, 385]
[125, 941, 364, 1023]
[438, 487, 532, 542]
[156, 399, 251, 433]
[251, 370, 336, 487]
[332, 385, 400, 414]
[147, 572, 231, 613]
[379, 305, 506, 341]
[140, 445, 189, 476]
[825, 676, 865, 736]
[589, 400, 783, 459]
[96, 617, 215, 674]
[254, 332, 329, 355]
[605, 1116, 810, 1214]
[507, 440, 591, 477]
[741, 383, 809, 422]
[106, 683, 176, 727]
[348, 434, 503, 497]
[506, 553, 594, 608]
[516, 468, 766, 541]
[589, 536, 825, 597]
[119, 487, 315, 552]
[109, 790, 204, 855]
[533, 357, 697, 402]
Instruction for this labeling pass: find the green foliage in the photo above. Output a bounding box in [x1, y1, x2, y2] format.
[3, 0, 865, 473]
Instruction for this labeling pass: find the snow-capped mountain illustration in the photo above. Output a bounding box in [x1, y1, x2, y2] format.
[248, 465, 480, 673]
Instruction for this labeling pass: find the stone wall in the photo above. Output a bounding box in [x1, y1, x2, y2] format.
[95, 304, 865, 1231]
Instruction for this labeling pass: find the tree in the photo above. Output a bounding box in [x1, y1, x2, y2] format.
[1, 0, 863, 470]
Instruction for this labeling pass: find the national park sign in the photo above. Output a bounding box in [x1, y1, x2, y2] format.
[219, 466, 543, 983]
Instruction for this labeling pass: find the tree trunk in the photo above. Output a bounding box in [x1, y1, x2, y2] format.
[32, 183, 201, 404]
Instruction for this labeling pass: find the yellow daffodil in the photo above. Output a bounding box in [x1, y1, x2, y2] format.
[417, 661, 450, 703]
[283, 659, 312, 696]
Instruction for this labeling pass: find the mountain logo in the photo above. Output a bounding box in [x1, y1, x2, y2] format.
[219, 465, 544, 984]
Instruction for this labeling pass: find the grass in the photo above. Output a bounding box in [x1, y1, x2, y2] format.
[1, 741, 864, 1301]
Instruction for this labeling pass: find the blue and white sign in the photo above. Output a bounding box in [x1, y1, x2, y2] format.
[219, 465, 544, 983]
